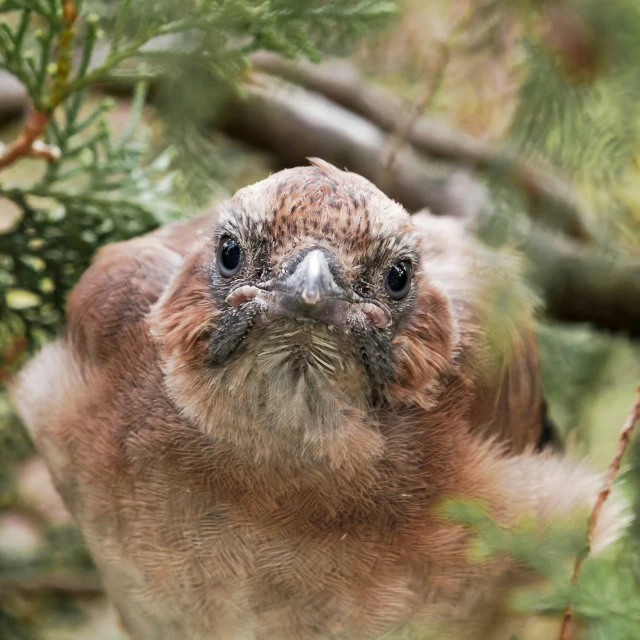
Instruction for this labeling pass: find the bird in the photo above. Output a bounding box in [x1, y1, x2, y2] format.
[11, 159, 625, 640]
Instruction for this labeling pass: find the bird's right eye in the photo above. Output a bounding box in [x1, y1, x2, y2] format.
[217, 237, 243, 277]
[385, 260, 412, 300]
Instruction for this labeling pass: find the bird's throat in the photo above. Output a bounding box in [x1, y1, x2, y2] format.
[206, 327, 379, 466]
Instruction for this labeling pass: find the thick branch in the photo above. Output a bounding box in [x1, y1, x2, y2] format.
[523, 230, 640, 337]
[252, 53, 593, 241]
[221, 74, 490, 219]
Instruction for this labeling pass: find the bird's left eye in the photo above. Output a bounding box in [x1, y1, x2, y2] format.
[385, 261, 412, 300]
[217, 237, 243, 277]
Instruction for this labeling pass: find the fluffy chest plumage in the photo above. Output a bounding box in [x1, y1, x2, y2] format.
[79, 466, 479, 640]
[56, 350, 480, 640]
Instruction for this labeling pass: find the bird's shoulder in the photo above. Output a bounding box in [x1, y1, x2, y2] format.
[65, 209, 218, 367]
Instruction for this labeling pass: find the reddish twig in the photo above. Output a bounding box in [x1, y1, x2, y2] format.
[0, 0, 76, 171]
[0, 573, 103, 596]
[0, 110, 53, 169]
[559, 385, 640, 640]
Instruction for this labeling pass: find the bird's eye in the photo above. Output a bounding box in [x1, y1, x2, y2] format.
[217, 237, 243, 277]
[385, 261, 412, 300]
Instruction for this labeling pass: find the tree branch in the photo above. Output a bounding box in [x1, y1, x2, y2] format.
[3, 47, 639, 335]
[0, 108, 52, 168]
[523, 229, 640, 337]
[222, 73, 490, 219]
[382, 30, 452, 181]
[251, 52, 594, 241]
[559, 386, 640, 640]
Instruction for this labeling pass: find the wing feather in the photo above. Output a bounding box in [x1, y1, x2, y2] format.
[412, 211, 544, 451]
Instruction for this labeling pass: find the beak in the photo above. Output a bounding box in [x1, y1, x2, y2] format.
[282, 250, 344, 306]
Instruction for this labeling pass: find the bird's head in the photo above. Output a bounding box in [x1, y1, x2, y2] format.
[152, 160, 456, 460]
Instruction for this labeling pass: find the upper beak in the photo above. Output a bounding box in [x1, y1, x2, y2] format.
[282, 250, 344, 306]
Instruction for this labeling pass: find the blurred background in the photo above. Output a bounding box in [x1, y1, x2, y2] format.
[1, 0, 640, 638]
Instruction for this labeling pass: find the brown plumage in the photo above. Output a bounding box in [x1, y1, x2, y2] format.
[11, 160, 625, 640]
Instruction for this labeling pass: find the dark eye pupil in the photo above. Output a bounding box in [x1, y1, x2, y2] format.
[218, 238, 242, 276]
[221, 240, 240, 269]
[385, 261, 411, 299]
[387, 264, 407, 291]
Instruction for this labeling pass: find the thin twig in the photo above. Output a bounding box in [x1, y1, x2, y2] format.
[0, 137, 61, 165]
[382, 8, 471, 181]
[381, 43, 451, 180]
[0, 109, 52, 168]
[0, 573, 103, 596]
[559, 385, 640, 640]
[0, 0, 76, 171]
